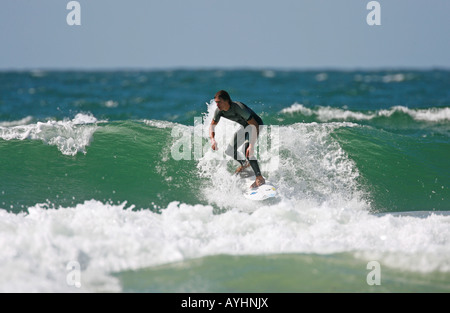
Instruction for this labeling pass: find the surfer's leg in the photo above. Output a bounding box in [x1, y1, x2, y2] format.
[247, 144, 263, 182]
[242, 133, 265, 187]
[248, 160, 262, 177]
[249, 158, 265, 188]
[225, 130, 248, 169]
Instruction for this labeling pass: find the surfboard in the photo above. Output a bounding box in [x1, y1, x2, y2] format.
[244, 182, 277, 201]
[235, 168, 278, 201]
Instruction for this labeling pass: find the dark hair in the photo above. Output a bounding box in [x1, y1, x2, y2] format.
[215, 90, 231, 103]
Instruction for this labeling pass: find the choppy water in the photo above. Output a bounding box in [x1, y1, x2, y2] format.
[0, 70, 449, 292]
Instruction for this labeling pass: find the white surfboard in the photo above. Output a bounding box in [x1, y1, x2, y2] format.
[244, 182, 277, 201]
[236, 169, 277, 201]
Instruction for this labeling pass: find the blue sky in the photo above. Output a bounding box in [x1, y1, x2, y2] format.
[1, 0, 449, 70]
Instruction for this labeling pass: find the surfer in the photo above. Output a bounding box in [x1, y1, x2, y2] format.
[209, 90, 265, 188]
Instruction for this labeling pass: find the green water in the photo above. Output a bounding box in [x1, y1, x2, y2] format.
[0, 70, 448, 292]
[117, 253, 450, 293]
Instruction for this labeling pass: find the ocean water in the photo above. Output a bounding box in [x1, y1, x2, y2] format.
[0, 69, 449, 292]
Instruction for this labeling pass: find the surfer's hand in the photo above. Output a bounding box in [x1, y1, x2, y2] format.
[211, 139, 217, 151]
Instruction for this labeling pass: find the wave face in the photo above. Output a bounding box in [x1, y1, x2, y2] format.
[0, 70, 449, 292]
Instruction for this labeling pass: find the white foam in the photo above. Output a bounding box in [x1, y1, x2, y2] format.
[381, 106, 450, 122]
[280, 103, 314, 115]
[0, 116, 34, 127]
[0, 113, 99, 156]
[198, 99, 364, 211]
[281, 103, 450, 122]
[354, 73, 414, 83]
[281, 103, 375, 121]
[0, 199, 448, 292]
[104, 100, 119, 108]
[262, 70, 276, 78]
[5, 101, 442, 292]
[143, 119, 189, 130]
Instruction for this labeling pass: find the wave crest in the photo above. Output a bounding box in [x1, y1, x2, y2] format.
[0, 113, 100, 156]
[281, 104, 450, 123]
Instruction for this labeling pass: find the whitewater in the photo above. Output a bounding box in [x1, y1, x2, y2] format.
[1, 103, 449, 292]
[0, 69, 449, 292]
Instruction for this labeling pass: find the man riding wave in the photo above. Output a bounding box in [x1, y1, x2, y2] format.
[209, 90, 265, 188]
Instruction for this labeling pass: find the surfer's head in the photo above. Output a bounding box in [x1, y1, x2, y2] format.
[215, 90, 231, 111]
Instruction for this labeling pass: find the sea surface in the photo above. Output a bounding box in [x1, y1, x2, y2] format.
[0, 69, 449, 292]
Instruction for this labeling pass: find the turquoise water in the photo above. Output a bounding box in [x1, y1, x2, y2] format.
[0, 70, 449, 292]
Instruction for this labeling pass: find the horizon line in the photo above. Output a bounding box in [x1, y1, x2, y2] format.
[1, 65, 449, 72]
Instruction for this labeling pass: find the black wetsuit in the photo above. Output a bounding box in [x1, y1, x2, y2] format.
[213, 101, 264, 177]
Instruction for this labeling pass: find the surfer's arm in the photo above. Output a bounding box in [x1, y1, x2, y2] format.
[245, 118, 260, 159]
[209, 119, 218, 150]
[247, 118, 260, 137]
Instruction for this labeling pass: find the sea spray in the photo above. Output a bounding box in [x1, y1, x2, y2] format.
[1, 70, 449, 292]
[281, 104, 450, 123]
[0, 198, 449, 292]
[196, 100, 368, 211]
[0, 113, 99, 156]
